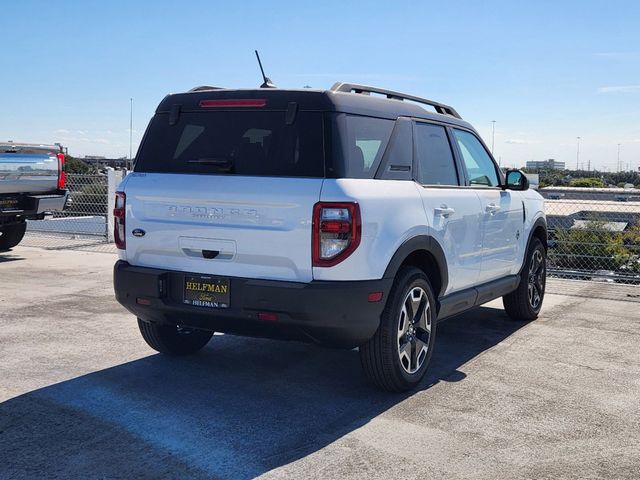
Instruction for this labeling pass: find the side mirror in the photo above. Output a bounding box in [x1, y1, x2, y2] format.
[504, 169, 529, 191]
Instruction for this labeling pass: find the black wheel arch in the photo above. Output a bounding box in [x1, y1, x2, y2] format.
[383, 235, 449, 298]
[521, 217, 548, 274]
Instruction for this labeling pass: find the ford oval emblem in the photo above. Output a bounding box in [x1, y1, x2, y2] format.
[132, 228, 146, 237]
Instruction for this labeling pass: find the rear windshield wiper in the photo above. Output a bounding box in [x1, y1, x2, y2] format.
[186, 157, 232, 165]
[186, 157, 235, 172]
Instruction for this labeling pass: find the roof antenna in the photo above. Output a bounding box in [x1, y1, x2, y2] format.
[255, 50, 276, 88]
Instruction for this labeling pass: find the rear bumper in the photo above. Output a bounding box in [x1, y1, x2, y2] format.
[113, 261, 392, 348]
[31, 190, 68, 214]
[0, 190, 68, 220]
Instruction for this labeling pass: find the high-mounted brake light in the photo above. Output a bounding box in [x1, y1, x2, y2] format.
[113, 191, 126, 249]
[312, 202, 361, 267]
[56, 153, 65, 189]
[199, 99, 267, 108]
[258, 312, 278, 322]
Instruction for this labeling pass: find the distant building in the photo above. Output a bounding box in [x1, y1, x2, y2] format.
[526, 159, 566, 170]
[539, 186, 640, 234]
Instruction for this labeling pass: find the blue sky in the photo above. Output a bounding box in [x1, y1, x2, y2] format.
[1, 0, 638, 170]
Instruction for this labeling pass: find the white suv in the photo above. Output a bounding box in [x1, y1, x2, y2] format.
[113, 83, 547, 392]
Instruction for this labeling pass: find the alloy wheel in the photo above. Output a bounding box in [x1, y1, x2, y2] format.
[397, 286, 432, 374]
[528, 250, 545, 309]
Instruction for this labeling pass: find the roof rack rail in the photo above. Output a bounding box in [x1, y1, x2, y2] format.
[330, 82, 461, 119]
[188, 85, 225, 92]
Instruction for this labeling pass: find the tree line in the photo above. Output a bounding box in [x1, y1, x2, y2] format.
[523, 168, 640, 189]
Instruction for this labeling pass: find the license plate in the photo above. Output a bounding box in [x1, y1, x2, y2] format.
[183, 275, 230, 308]
[0, 196, 21, 211]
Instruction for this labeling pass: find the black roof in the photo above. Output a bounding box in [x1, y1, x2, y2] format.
[155, 85, 473, 130]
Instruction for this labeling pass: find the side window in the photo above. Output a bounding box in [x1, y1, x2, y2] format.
[452, 129, 499, 187]
[332, 114, 394, 178]
[414, 123, 459, 186]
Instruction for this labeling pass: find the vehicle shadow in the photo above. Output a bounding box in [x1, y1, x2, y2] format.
[0, 305, 526, 479]
[0, 251, 23, 263]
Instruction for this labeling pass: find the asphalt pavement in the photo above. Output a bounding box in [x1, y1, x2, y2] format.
[0, 246, 639, 479]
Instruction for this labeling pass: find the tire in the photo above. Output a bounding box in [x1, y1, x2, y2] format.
[503, 237, 546, 321]
[359, 267, 437, 392]
[137, 319, 213, 355]
[0, 222, 27, 251]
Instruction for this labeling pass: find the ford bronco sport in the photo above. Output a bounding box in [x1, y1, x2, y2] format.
[113, 83, 547, 392]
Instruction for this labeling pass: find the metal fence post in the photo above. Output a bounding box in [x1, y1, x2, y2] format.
[107, 169, 116, 242]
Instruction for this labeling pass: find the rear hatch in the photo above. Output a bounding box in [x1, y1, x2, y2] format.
[124, 99, 326, 282]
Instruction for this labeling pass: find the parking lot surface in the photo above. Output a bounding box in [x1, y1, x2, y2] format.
[1, 246, 639, 479]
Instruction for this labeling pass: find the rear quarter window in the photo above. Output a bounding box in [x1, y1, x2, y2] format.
[331, 114, 395, 179]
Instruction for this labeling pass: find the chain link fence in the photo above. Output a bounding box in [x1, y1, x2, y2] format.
[23, 171, 123, 252]
[542, 187, 640, 283]
[20, 175, 640, 279]
[30, 174, 108, 236]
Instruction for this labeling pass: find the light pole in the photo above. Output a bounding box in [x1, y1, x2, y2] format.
[129, 98, 134, 171]
[576, 137, 581, 171]
[617, 143, 621, 172]
[491, 120, 496, 154]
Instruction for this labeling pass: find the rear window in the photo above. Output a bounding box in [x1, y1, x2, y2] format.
[135, 111, 325, 177]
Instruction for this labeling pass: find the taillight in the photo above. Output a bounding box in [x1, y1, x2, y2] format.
[312, 202, 361, 267]
[114, 191, 126, 249]
[57, 153, 65, 189]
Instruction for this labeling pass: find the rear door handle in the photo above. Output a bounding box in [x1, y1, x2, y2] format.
[485, 203, 501, 214]
[434, 206, 456, 217]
